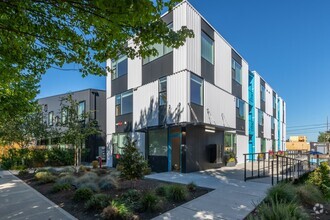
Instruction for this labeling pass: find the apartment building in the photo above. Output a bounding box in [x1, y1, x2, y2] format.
[106, 1, 286, 172]
[38, 89, 106, 162]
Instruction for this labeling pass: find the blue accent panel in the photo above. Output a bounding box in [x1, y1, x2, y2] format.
[277, 98, 281, 151]
[248, 71, 255, 160]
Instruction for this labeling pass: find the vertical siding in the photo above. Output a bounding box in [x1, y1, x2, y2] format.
[186, 4, 201, 75]
[204, 81, 236, 128]
[214, 34, 232, 93]
[241, 60, 249, 103]
[133, 81, 159, 130]
[264, 113, 271, 139]
[173, 3, 187, 73]
[265, 84, 273, 115]
[167, 71, 189, 123]
[254, 72, 261, 109]
[106, 96, 116, 167]
[274, 119, 278, 140]
[266, 139, 272, 152]
[127, 39, 142, 89]
[255, 137, 261, 153]
[106, 59, 112, 98]
[237, 134, 248, 164]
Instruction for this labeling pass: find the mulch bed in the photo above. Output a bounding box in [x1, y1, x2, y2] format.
[17, 171, 211, 220]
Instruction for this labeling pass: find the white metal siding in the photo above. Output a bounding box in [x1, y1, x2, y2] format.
[241, 60, 249, 103]
[254, 72, 261, 109]
[107, 96, 116, 135]
[255, 137, 261, 153]
[265, 84, 273, 115]
[133, 81, 159, 130]
[204, 81, 236, 128]
[106, 59, 112, 98]
[214, 34, 232, 93]
[266, 139, 272, 152]
[186, 4, 201, 75]
[173, 3, 187, 73]
[237, 134, 248, 164]
[128, 57, 142, 90]
[264, 113, 271, 139]
[167, 71, 189, 123]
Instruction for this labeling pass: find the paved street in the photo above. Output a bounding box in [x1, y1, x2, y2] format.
[0, 170, 76, 220]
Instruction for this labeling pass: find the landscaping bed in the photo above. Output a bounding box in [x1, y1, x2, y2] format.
[17, 168, 211, 220]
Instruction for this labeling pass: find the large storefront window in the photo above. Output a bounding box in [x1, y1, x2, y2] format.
[112, 133, 128, 154]
[224, 132, 237, 154]
[149, 129, 167, 156]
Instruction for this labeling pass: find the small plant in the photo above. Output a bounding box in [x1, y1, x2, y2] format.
[73, 187, 93, 202]
[101, 201, 133, 220]
[98, 175, 119, 190]
[34, 171, 56, 184]
[56, 174, 76, 185]
[78, 165, 87, 172]
[84, 194, 111, 210]
[52, 183, 71, 193]
[143, 167, 152, 175]
[156, 185, 168, 197]
[296, 184, 325, 206]
[140, 191, 159, 212]
[78, 182, 100, 192]
[307, 162, 330, 194]
[119, 189, 141, 211]
[266, 183, 297, 204]
[92, 160, 99, 169]
[187, 182, 197, 192]
[116, 164, 124, 171]
[166, 184, 187, 202]
[18, 169, 29, 176]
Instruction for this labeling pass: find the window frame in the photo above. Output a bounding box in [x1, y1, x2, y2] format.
[48, 111, 54, 126]
[273, 95, 276, 109]
[261, 84, 266, 102]
[159, 77, 167, 106]
[111, 55, 128, 80]
[78, 101, 86, 121]
[190, 74, 204, 106]
[61, 107, 68, 125]
[236, 98, 245, 120]
[258, 109, 264, 126]
[115, 90, 133, 116]
[201, 31, 214, 64]
[112, 133, 128, 155]
[232, 59, 242, 84]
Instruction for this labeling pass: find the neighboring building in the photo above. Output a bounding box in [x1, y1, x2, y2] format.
[106, 1, 286, 172]
[310, 142, 329, 154]
[37, 89, 106, 162]
[286, 136, 310, 151]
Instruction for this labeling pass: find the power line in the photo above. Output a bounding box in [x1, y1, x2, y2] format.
[287, 125, 328, 132]
[287, 123, 326, 128]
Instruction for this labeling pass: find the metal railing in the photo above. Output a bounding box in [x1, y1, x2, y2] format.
[244, 151, 315, 185]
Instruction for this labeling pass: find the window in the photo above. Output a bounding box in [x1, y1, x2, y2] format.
[261, 84, 266, 102]
[273, 96, 276, 109]
[201, 31, 214, 64]
[78, 101, 85, 121]
[61, 108, 68, 124]
[111, 55, 128, 80]
[159, 77, 167, 106]
[232, 59, 242, 84]
[258, 109, 263, 126]
[115, 90, 133, 116]
[149, 129, 167, 156]
[190, 74, 203, 105]
[272, 140, 276, 152]
[54, 116, 60, 126]
[261, 138, 266, 153]
[143, 23, 173, 64]
[236, 98, 245, 119]
[271, 117, 275, 129]
[112, 133, 128, 155]
[224, 132, 237, 154]
[48, 111, 54, 126]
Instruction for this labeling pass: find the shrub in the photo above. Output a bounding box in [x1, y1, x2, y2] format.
[119, 189, 141, 211]
[307, 162, 330, 194]
[30, 149, 47, 167]
[94, 168, 107, 176]
[11, 165, 27, 171]
[78, 182, 100, 192]
[118, 136, 150, 180]
[76, 172, 99, 185]
[250, 197, 309, 220]
[18, 169, 29, 176]
[52, 183, 71, 193]
[266, 183, 297, 204]
[116, 164, 124, 171]
[78, 165, 87, 172]
[140, 192, 159, 212]
[187, 182, 197, 192]
[296, 184, 325, 206]
[73, 187, 93, 202]
[92, 160, 99, 169]
[84, 194, 111, 210]
[98, 175, 119, 190]
[166, 184, 187, 202]
[56, 174, 76, 185]
[142, 167, 152, 175]
[101, 201, 133, 220]
[156, 185, 167, 197]
[35, 171, 56, 184]
[47, 148, 74, 166]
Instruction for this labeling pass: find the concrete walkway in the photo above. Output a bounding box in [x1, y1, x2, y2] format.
[0, 170, 76, 220]
[146, 165, 272, 220]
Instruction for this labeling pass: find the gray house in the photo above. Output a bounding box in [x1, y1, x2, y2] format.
[37, 89, 106, 162]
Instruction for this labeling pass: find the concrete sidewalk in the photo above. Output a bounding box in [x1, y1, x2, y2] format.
[146, 165, 271, 220]
[0, 170, 76, 220]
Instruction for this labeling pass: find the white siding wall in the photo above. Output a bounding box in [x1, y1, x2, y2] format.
[237, 134, 249, 164]
[128, 57, 142, 90]
[173, 3, 187, 73]
[204, 82, 236, 128]
[266, 139, 272, 152]
[241, 60, 249, 103]
[265, 84, 273, 115]
[106, 59, 112, 98]
[214, 35, 232, 93]
[133, 81, 159, 130]
[274, 118, 278, 140]
[186, 4, 201, 75]
[254, 72, 261, 109]
[167, 71, 189, 123]
[106, 96, 116, 166]
[264, 113, 271, 139]
[255, 137, 261, 153]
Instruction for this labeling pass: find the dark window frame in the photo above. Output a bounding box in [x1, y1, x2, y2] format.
[201, 31, 214, 64]
[111, 55, 128, 80]
[190, 74, 204, 106]
[159, 77, 167, 106]
[232, 59, 242, 84]
[115, 90, 133, 116]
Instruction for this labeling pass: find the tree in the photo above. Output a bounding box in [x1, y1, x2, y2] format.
[318, 132, 330, 143]
[118, 136, 149, 180]
[59, 94, 100, 169]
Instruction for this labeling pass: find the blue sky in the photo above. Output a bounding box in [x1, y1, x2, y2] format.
[37, 0, 330, 141]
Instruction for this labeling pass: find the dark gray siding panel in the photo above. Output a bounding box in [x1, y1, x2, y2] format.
[115, 113, 133, 133]
[190, 103, 204, 123]
[111, 75, 128, 96]
[185, 125, 224, 173]
[201, 58, 214, 84]
[232, 78, 242, 99]
[162, 11, 173, 24]
[142, 52, 173, 85]
[232, 49, 242, 65]
[261, 101, 265, 112]
[236, 117, 245, 135]
[201, 18, 214, 39]
[258, 125, 264, 138]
